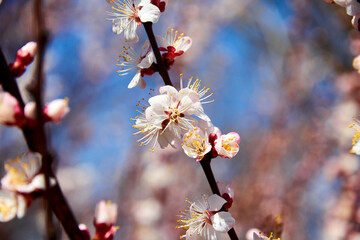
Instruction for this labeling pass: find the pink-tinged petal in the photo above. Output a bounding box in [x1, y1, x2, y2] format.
[175, 36, 192, 53]
[20, 42, 37, 60]
[138, 3, 160, 23]
[155, 35, 168, 49]
[346, 1, 360, 15]
[214, 132, 240, 159]
[128, 71, 141, 89]
[138, 51, 154, 69]
[211, 212, 235, 233]
[208, 194, 227, 211]
[217, 182, 234, 199]
[213, 127, 221, 137]
[138, 77, 147, 89]
[124, 20, 139, 43]
[95, 200, 118, 225]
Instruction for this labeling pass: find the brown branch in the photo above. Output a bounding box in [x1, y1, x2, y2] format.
[200, 154, 239, 240]
[0, 48, 85, 239]
[143, 22, 173, 87]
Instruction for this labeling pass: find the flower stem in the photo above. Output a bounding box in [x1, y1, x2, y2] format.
[0, 48, 85, 239]
[143, 22, 174, 87]
[200, 154, 239, 240]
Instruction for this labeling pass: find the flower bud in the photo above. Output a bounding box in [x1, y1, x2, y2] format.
[78, 224, 91, 240]
[9, 42, 37, 77]
[94, 200, 118, 240]
[43, 98, 70, 123]
[0, 92, 24, 126]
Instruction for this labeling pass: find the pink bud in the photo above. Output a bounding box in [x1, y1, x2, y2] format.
[95, 200, 118, 226]
[43, 98, 70, 123]
[0, 92, 24, 126]
[94, 200, 118, 240]
[214, 132, 240, 159]
[78, 224, 91, 240]
[9, 42, 37, 77]
[217, 182, 234, 210]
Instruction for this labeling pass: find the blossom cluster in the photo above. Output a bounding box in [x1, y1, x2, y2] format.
[0, 152, 54, 222]
[131, 76, 241, 162]
[0, 42, 70, 127]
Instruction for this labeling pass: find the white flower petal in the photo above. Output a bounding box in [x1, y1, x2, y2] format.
[0, 191, 17, 222]
[155, 35, 168, 48]
[211, 212, 235, 233]
[112, 19, 124, 35]
[138, 3, 161, 23]
[175, 36, 192, 53]
[208, 194, 227, 211]
[139, 77, 147, 89]
[124, 20, 139, 43]
[16, 195, 26, 219]
[128, 71, 142, 89]
[138, 51, 154, 69]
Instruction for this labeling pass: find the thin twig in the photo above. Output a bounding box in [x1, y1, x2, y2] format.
[200, 154, 239, 240]
[143, 22, 173, 86]
[0, 48, 85, 239]
[33, 0, 56, 238]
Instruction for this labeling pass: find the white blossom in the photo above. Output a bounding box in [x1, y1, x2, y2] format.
[116, 41, 155, 89]
[0, 191, 26, 222]
[1, 152, 55, 193]
[132, 76, 213, 150]
[107, 0, 161, 43]
[177, 194, 235, 240]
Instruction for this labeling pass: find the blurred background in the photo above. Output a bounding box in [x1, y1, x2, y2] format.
[1, 0, 360, 239]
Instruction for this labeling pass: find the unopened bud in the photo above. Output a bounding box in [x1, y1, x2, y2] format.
[43, 98, 70, 123]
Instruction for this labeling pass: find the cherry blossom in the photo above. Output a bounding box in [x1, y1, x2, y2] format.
[116, 41, 155, 89]
[0, 191, 26, 222]
[107, 0, 161, 43]
[176, 194, 235, 240]
[132, 76, 212, 150]
[182, 120, 214, 161]
[157, 28, 192, 68]
[1, 152, 55, 193]
[214, 132, 240, 159]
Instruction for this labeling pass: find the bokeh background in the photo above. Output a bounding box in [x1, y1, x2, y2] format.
[1, 0, 360, 239]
